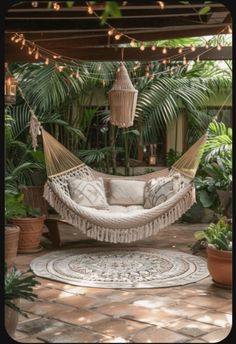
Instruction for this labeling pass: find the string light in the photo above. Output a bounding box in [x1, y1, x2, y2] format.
[205, 43, 209, 49]
[157, 1, 165, 9]
[44, 57, 49, 65]
[108, 29, 114, 36]
[11, 34, 17, 42]
[217, 43, 222, 51]
[76, 70, 80, 78]
[196, 55, 200, 63]
[35, 49, 39, 60]
[53, 2, 61, 11]
[183, 56, 187, 65]
[114, 33, 122, 40]
[162, 59, 167, 64]
[87, 5, 93, 14]
[178, 47, 183, 54]
[140, 43, 145, 51]
[28, 47, 33, 55]
[31, 1, 38, 7]
[130, 39, 136, 47]
[228, 25, 232, 34]
[151, 45, 156, 51]
[162, 47, 167, 54]
[191, 45, 196, 52]
[58, 65, 64, 72]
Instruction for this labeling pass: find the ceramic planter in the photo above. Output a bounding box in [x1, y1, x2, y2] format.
[10, 216, 45, 253]
[5, 225, 20, 268]
[207, 245, 232, 288]
[5, 300, 20, 338]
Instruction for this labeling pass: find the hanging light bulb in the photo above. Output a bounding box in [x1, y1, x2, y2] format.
[162, 59, 167, 64]
[162, 47, 167, 54]
[15, 35, 22, 43]
[130, 39, 136, 47]
[114, 32, 122, 40]
[76, 70, 80, 78]
[145, 71, 150, 78]
[157, 1, 165, 9]
[35, 49, 39, 60]
[11, 34, 17, 42]
[191, 45, 196, 52]
[178, 47, 183, 54]
[108, 28, 114, 36]
[196, 55, 200, 63]
[140, 42, 145, 51]
[53, 2, 61, 11]
[28, 47, 33, 55]
[217, 43, 222, 51]
[151, 44, 156, 51]
[205, 42, 209, 49]
[183, 56, 187, 65]
[44, 57, 49, 65]
[87, 5, 93, 14]
[31, 1, 38, 7]
[58, 65, 64, 72]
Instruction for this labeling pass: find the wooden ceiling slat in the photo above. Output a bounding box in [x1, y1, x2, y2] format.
[5, 24, 230, 47]
[5, 46, 232, 62]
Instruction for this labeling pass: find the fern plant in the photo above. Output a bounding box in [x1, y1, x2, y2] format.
[195, 217, 232, 251]
[5, 266, 40, 317]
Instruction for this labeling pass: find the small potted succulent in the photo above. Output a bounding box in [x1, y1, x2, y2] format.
[7, 193, 45, 253]
[5, 265, 40, 337]
[195, 217, 232, 288]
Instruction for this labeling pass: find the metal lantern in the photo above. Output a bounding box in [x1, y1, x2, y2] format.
[108, 63, 138, 128]
[4, 75, 17, 105]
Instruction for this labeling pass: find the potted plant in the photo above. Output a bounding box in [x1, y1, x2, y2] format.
[7, 193, 45, 253]
[195, 217, 232, 288]
[5, 265, 40, 337]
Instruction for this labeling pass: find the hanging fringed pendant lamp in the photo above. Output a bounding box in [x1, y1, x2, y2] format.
[108, 63, 138, 128]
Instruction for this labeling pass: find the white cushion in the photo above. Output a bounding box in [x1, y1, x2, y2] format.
[144, 173, 181, 209]
[108, 205, 144, 213]
[108, 179, 146, 205]
[67, 177, 109, 210]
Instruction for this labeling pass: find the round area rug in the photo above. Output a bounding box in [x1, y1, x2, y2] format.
[30, 247, 208, 288]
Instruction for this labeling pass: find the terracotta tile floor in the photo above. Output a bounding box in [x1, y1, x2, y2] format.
[11, 223, 232, 343]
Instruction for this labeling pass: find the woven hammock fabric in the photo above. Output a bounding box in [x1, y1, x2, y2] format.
[108, 63, 138, 128]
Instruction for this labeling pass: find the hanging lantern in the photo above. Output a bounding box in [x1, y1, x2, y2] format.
[108, 63, 138, 128]
[4, 75, 17, 105]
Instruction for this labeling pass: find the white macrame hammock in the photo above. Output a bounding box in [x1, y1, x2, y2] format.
[28, 114, 206, 243]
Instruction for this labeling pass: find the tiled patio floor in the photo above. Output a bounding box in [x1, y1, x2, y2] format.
[11, 223, 232, 343]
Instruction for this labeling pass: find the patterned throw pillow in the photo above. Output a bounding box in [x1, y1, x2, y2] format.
[108, 179, 146, 205]
[144, 174, 181, 209]
[67, 177, 109, 210]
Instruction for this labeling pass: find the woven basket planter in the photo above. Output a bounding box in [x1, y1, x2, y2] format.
[108, 63, 138, 128]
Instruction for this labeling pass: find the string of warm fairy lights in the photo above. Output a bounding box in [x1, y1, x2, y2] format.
[9, 2, 232, 82]
[9, 24, 230, 83]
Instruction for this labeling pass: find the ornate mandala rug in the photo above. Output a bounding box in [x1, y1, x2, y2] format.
[30, 247, 208, 288]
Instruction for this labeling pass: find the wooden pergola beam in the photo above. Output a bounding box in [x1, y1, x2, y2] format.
[5, 23, 231, 47]
[5, 46, 232, 62]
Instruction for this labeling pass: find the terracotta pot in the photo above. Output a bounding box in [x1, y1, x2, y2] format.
[10, 217, 45, 253]
[5, 300, 20, 338]
[207, 245, 232, 287]
[5, 225, 20, 268]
